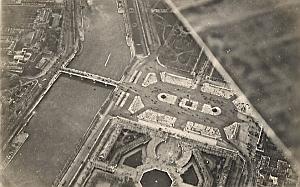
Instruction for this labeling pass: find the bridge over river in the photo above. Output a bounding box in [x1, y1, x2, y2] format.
[59, 67, 119, 87]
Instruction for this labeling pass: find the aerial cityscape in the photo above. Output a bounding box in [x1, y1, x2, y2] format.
[0, 0, 299, 187]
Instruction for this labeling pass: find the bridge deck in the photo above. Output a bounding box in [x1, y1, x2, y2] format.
[60, 68, 119, 87]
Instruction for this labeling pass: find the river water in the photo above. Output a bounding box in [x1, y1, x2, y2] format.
[4, 0, 131, 186]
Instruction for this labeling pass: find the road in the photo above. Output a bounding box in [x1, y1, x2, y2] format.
[60, 67, 119, 87]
